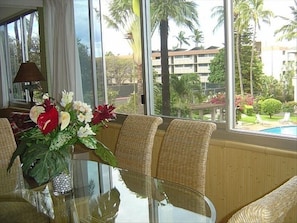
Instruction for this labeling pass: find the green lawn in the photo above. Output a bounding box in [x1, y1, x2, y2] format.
[240, 113, 297, 124]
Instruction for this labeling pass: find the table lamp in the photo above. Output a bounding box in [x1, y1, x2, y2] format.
[13, 61, 45, 105]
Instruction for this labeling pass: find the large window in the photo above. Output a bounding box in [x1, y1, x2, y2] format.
[0, 0, 296, 142]
[74, 0, 107, 106]
[100, 0, 297, 139]
[1, 11, 41, 105]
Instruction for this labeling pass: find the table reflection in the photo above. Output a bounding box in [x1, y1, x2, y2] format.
[16, 160, 216, 223]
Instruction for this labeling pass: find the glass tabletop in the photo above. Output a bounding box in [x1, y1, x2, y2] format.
[1, 160, 216, 223]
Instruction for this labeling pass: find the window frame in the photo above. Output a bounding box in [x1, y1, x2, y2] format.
[1, 9, 44, 109]
[140, 0, 296, 151]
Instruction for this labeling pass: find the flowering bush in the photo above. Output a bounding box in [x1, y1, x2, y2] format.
[8, 90, 117, 185]
[209, 92, 226, 104]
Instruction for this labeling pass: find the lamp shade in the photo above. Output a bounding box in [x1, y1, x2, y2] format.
[13, 62, 45, 83]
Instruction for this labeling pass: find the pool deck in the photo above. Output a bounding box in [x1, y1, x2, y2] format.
[236, 120, 297, 131]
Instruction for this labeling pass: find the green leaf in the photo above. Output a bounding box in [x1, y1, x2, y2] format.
[79, 136, 97, 149]
[49, 130, 76, 151]
[94, 141, 117, 167]
[21, 146, 72, 185]
[7, 140, 27, 172]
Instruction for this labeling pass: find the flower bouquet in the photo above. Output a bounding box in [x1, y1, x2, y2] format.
[7, 90, 117, 186]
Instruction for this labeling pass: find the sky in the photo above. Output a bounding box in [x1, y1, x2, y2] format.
[96, 0, 296, 56]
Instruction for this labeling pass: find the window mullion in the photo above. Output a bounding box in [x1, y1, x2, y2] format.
[224, 0, 235, 130]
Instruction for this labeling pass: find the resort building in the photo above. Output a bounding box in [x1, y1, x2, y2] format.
[151, 46, 220, 84]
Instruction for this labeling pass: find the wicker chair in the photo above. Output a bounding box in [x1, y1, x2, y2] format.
[0, 118, 23, 195]
[114, 115, 163, 175]
[0, 118, 50, 222]
[227, 175, 297, 223]
[156, 119, 216, 194]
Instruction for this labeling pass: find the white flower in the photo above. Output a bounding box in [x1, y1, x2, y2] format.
[77, 111, 94, 124]
[73, 101, 83, 112]
[42, 93, 49, 100]
[29, 106, 45, 123]
[77, 113, 86, 123]
[60, 90, 74, 107]
[84, 111, 93, 123]
[60, 111, 70, 130]
[77, 124, 96, 138]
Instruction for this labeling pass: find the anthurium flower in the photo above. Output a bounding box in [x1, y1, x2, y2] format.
[43, 98, 54, 112]
[37, 107, 59, 134]
[30, 105, 45, 123]
[60, 111, 70, 130]
[8, 90, 117, 187]
[92, 104, 116, 124]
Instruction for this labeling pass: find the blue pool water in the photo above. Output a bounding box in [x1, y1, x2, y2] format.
[260, 126, 297, 137]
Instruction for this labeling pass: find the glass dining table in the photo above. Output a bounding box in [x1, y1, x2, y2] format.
[2, 159, 216, 223]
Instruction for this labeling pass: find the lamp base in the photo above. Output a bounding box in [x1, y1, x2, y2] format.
[29, 89, 34, 105]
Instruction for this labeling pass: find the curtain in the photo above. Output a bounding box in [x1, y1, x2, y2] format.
[0, 32, 9, 108]
[44, 0, 83, 101]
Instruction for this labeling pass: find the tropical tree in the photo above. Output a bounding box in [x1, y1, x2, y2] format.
[170, 73, 202, 117]
[211, 1, 247, 95]
[150, 0, 199, 116]
[175, 31, 190, 48]
[242, 0, 273, 97]
[208, 48, 225, 84]
[211, 5, 224, 33]
[233, 0, 250, 96]
[258, 75, 282, 99]
[280, 61, 295, 102]
[190, 29, 204, 48]
[105, 53, 134, 86]
[103, 0, 143, 113]
[208, 35, 264, 95]
[274, 0, 297, 41]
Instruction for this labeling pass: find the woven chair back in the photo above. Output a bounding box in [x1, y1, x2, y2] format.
[0, 118, 21, 194]
[115, 115, 163, 175]
[156, 119, 216, 194]
[228, 175, 297, 223]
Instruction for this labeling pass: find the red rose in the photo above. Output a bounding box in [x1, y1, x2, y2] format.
[37, 107, 59, 134]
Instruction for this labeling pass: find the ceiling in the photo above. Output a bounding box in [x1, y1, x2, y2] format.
[0, 0, 42, 24]
[0, 8, 32, 24]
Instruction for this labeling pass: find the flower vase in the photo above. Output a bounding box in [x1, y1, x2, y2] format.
[52, 146, 74, 196]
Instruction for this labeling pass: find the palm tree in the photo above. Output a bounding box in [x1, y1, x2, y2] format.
[211, 1, 246, 95]
[244, 0, 273, 97]
[175, 31, 190, 48]
[190, 29, 204, 48]
[233, 0, 250, 96]
[211, 5, 224, 33]
[274, 0, 297, 41]
[103, 0, 143, 113]
[171, 73, 201, 117]
[151, 0, 199, 116]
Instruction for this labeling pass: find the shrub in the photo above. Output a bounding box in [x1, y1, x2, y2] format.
[244, 105, 254, 116]
[261, 98, 282, 118]
[282, 101, 297, 113]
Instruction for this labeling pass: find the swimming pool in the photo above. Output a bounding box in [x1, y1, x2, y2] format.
[260, 126, 297, 137]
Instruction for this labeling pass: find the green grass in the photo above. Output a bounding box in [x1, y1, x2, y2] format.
[240, 113, 297, 124]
